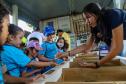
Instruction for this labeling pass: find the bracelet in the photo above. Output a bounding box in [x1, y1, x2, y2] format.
[94, 62, 100, 68]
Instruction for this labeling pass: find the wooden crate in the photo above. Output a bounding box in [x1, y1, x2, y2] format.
[70, 59, 121, 68]
[46, 81, 126, 84]
[59, 66, 126, 82]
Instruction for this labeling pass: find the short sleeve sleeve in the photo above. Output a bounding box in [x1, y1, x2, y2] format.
[14, 50, 31, 67]
[38, 43, 46, 55]
[107, 9, 124, 29]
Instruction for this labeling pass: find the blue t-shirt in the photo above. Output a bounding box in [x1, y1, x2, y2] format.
[58, 49, 64, 53]
[22, 57, 37, 74]
[0, 61, 4, 84]
[39, 42, 58, 59]
[39, 41, 64, 64]
[1, 45, 31, 77]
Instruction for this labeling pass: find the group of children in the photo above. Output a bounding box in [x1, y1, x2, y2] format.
[0, 3, 69, 84]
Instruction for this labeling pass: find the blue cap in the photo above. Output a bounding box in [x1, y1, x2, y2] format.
[43, 26, 55, 36]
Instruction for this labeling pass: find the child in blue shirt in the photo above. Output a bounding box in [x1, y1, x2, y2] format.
[1, 24, 58, 78]
[38, 26, 64, 72]
[23, 40, 57, 77]
[0, 3, 9, 84]
[0, 3, 44, 84]
[22, 40, 43, 77]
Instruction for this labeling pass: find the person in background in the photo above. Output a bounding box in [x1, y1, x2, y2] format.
[27, 27, 46, 45]
[56, 37, 69, 53]
[20, 36, 27, 50]
[54, 29, 71, 51]
[56, 37, 69, 60]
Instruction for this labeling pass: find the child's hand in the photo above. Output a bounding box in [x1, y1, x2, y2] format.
[56, 52, 63, 58]
[50, 61, 59, 67]
[62, 57, 68, 61]
[25, 74, 45, 83]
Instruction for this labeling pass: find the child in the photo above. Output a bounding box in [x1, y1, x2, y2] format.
[56, 37, 69, 60]
[0, 3, 9, 84]
[1, 24, 58, 78]
[38, 26, 64, 72]
[22, 40, 43, 77]
[56, 37, 69, 53]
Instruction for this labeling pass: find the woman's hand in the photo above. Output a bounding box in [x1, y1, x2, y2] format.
[78, 60, 96, 68]
[79, 62, 96, 68]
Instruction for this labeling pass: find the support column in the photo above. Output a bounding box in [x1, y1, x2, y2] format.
[12, 4, 18, 25]
[113, 0, 124, 9]
[39, 21, 44, 32]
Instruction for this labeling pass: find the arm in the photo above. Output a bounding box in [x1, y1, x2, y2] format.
[27, 61, 57, 68]
[57, 34, 95, 58]
[99, 24, 123, 64]
[4, 74, 33, 83]
[22, 69, 41, 77]
[38, 55, 51, 62]
[71, 34, 94, 54]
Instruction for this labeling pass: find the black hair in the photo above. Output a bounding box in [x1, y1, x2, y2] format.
[25, 47, 34, 55]
[83, 3, 110, 44]
[0, 3, 9, 51]
[8, 24, 23, 36]
[83, 3, 101, 17]
[56, 37, 69, 52]
[56, 29, 63, 36]
[29, 37, 39, 42]
[34, 26, 40, 31]
[25, 47, 38, 56]
[57, 29, 63, 33]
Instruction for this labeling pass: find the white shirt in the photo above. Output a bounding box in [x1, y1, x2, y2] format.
[27, 31, 46, 45]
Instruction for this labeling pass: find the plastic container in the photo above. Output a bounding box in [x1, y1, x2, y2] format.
[98, 41, 109, 59]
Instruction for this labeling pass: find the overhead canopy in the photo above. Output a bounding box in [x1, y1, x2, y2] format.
[4, 0, 114, 26]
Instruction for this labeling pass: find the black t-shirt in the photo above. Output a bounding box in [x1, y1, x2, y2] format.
[91, 8, 126, 46]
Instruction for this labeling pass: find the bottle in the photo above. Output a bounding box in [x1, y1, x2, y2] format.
[98, 41, 109, 59]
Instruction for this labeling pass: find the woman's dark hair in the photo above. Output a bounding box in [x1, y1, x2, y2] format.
[0, 3, 9, 51]
[8, 24, 23, 36]
[83, 3, 101, 17]
[83, 3, 110, 45]
[56, 37, 69, 52]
